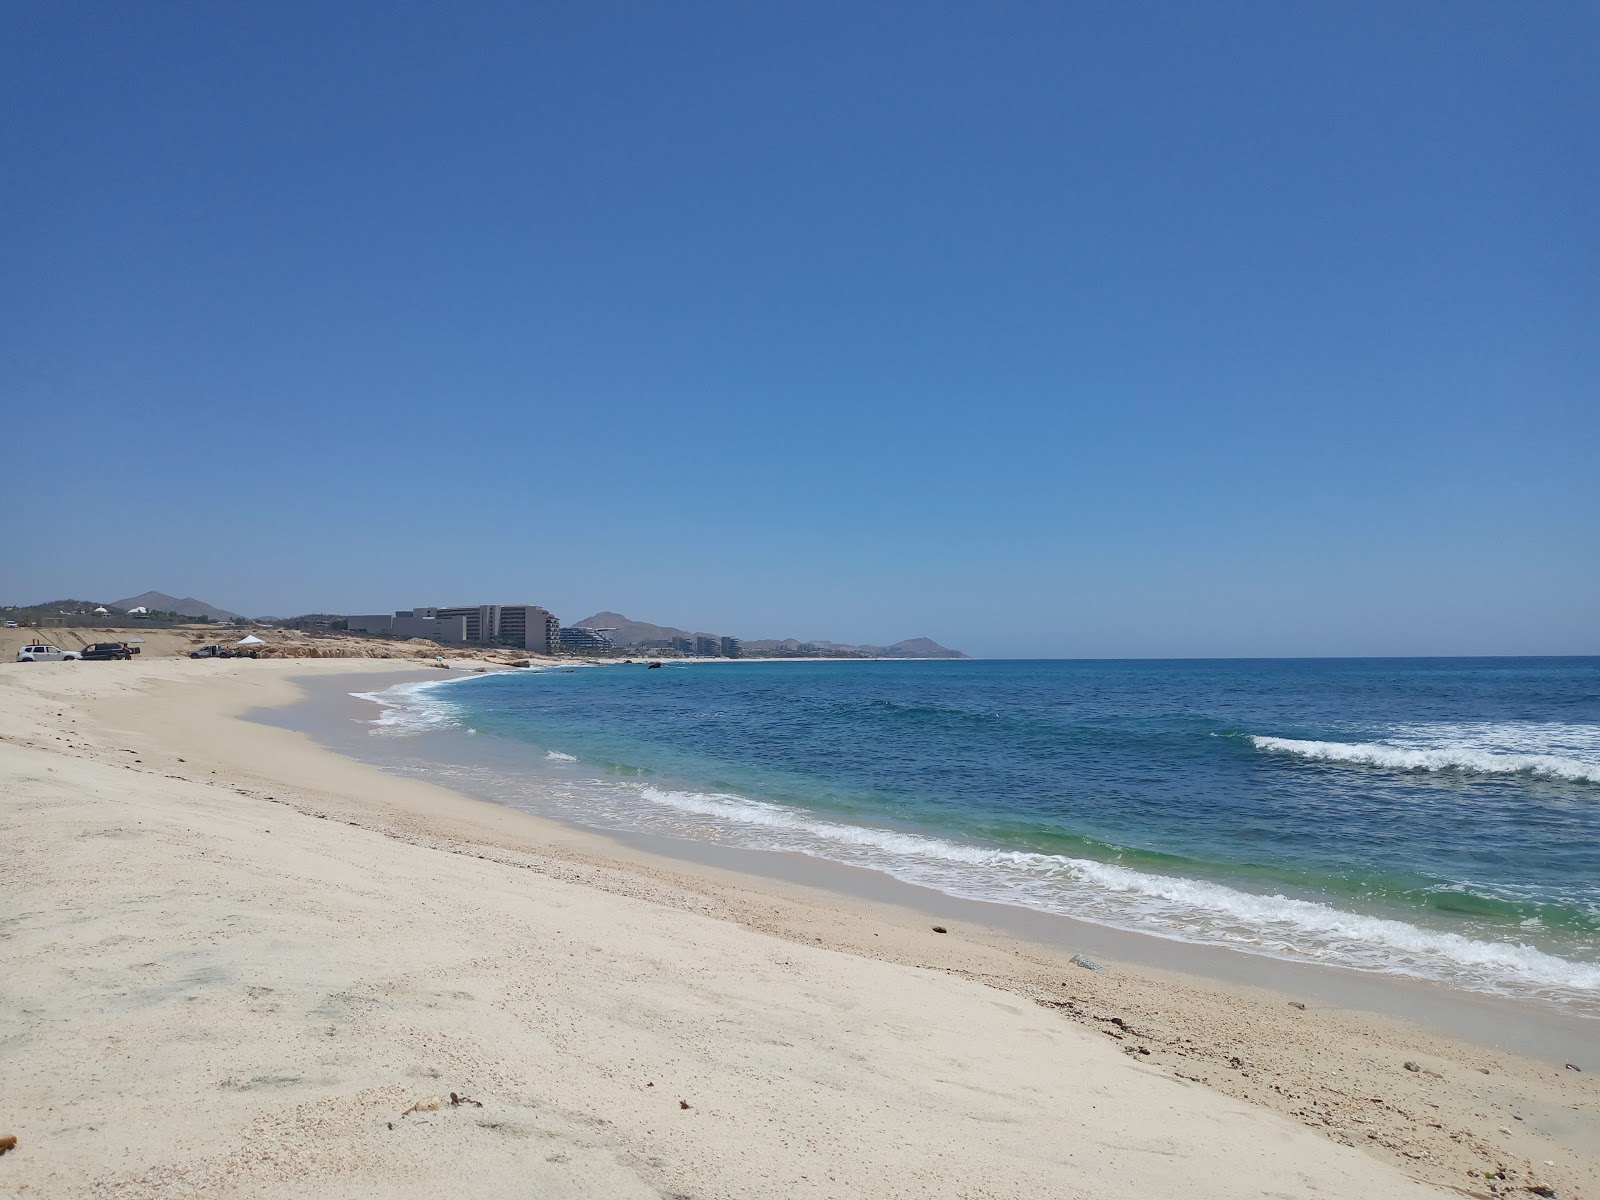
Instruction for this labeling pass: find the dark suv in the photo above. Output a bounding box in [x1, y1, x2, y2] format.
[81, 642, 134, 661]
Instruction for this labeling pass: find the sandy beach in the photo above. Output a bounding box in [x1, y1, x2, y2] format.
[2, 657, 1595, 1199]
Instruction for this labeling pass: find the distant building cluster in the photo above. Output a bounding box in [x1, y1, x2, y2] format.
[346, 604, 560, 654]
[626, 634, 742, 658]
[764, 639, 831, 656]
[10, 594, 962, 660]
[298, 603, 758, 659]
[291, 614, 347, 632]
[280, 604, 844, 662]
[558, 626, 614, 651]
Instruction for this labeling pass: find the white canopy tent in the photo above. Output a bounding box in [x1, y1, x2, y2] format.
[235, 634, 265, 647]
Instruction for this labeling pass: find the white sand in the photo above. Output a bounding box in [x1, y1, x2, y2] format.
[0, 658, 1585, 1198]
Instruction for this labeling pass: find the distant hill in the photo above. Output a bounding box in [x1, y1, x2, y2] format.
[883, 637, 968, 659]
[571, 612, 968, 659]
[3, 599, 116, 617]
[569, 612, 718, 645]
[742, 636, 969, 659]
[110, 592, 243, 622]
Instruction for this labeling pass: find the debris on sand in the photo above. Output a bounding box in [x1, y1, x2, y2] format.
[931, 925, 948, 934]
[450, 1092, 483, 1108]
[1070, 954, 1104, 972]
[402, 1097, 443, 1116]
[0, 1136, 15, 1156]
[679, 1099, 692, 1110]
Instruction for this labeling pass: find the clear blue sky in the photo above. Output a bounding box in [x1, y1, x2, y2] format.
[3, 2, 1595, 657]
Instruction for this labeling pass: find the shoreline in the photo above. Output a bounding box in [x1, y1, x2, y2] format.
[277, 668, 1599, 1063]
[3, 657, 1595, 1198]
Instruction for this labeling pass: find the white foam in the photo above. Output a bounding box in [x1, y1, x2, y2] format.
[1251, 731, 1600, 784]
[617, 785, 1600, 1007]
[545, 750, 578, 762]
[348, 677, 477, 736]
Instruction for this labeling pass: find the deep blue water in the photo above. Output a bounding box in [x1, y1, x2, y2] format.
[355, 657, 1600, 1012]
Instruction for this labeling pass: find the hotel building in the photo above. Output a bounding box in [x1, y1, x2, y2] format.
[349, 604, 560, 654]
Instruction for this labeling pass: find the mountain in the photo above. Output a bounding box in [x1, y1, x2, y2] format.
[883, 637, 967, 659]
[110, 592, 243, 622]
[570, 612, 967, 658]
[568, 612, 718, 645]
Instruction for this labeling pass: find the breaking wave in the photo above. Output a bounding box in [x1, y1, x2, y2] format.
[348, 677, 480, 736]
[616, 784, 1600, 1007]
[1251, 728, 1600, 784]
[545, 750, 578, 762]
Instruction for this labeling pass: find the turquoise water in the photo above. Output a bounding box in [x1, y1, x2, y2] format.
[352, 657, 1600, 1012]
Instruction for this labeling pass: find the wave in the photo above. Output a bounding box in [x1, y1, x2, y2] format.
[545, 750, 578, 762]
[617, 785, 1600, 1008]
[1251, 734, 1600, 784]
[348, 676, 483, 736]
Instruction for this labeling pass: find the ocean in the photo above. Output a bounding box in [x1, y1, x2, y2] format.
[347, 657, 1600, 1015]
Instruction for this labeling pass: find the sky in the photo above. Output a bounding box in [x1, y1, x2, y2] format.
[2, 2, 1596, 658]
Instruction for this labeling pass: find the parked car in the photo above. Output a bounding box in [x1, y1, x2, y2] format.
[3, 620, 17, 628]
[82, 642, 135, 661]
[188, 644, 259, 659]
[16, 643, 81, 662]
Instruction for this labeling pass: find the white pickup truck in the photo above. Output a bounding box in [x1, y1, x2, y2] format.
[15, 643, 81, 662]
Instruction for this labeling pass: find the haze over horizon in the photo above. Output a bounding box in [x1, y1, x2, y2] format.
[4, 3, 1595, 660]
